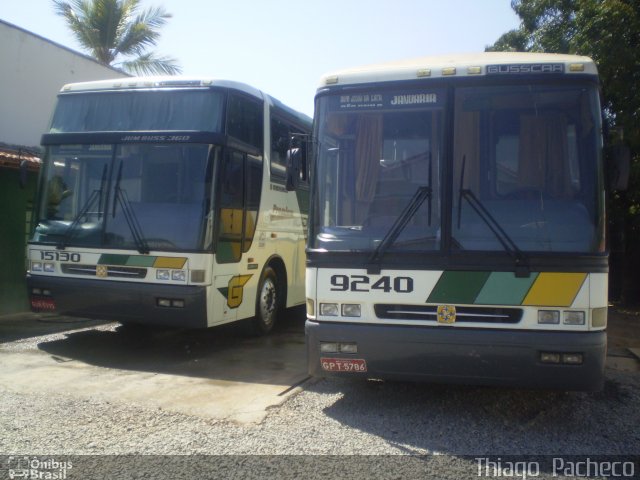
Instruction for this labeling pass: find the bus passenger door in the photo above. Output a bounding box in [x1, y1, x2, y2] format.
[211, 149, 262, 325]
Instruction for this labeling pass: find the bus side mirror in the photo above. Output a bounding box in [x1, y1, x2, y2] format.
[286, 133, 310, 191]
[19, 160, 29, 189]
[286, 146, 301, 191]
[607, 144, 631, 191]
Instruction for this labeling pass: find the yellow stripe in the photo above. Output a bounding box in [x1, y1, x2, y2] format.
[153, 257, 187, 269]
[522, 272, 587, 307]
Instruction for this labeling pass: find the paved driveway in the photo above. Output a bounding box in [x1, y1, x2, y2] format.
[0, 309, 308, 424]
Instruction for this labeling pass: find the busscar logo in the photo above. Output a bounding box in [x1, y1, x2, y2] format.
[487, 63, 565, 75]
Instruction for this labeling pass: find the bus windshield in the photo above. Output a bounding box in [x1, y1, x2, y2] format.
[312, 89, 445, 252]
[33, 143, 214, 251]
[312, 82, 603, 254]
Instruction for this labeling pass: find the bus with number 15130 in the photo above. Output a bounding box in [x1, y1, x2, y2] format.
[26, 77, 311, 334]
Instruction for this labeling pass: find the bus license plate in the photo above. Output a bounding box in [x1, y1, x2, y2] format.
[321, 357, 367, 373]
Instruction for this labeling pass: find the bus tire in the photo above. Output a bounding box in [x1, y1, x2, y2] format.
[250, 266, 280, 336]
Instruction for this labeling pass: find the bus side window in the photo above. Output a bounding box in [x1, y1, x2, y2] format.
[216, 151, 245, 263]
[244, 154, 262, 252]
[227, 94, 263, 150]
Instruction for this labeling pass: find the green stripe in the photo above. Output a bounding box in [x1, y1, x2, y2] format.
[474, 272, 538, 305]
[98, 254, 129, 266]
[126, 256, 156, 267]
[98, 254, 157, 266]
[427, 271, 490, 304]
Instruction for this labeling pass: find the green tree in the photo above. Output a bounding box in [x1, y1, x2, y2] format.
[488, 0, 640, 303]
[54, 0, 181, 75]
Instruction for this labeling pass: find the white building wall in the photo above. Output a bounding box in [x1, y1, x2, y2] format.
[0, 20, 128, 147]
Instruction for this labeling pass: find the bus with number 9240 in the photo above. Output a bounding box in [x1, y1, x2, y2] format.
[305, 53, 628, 390]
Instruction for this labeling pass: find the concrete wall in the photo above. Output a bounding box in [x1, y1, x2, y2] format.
[0, 20, 128, 148]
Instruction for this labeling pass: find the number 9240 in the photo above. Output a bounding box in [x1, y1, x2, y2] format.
[330, 274, 413, 293]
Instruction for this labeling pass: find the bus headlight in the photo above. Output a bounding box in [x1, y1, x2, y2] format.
[156, 270, 170, 281]
[171, 270, 186, 282]
[320, 303, 339, 316]
[32, 262, 43, 272]
[538, 310, 560, 324]
[563, 311, 585, 325]
[341, 304, 361, 317]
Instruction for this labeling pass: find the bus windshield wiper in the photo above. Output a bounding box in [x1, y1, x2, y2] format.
[367, 186, 431, 274]
[457, 156, 529, 277]
[57, 164, 107, 250]
[112, 161, 150, 254]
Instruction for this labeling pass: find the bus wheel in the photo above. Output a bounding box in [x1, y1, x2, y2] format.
[251, 266, 280, 335]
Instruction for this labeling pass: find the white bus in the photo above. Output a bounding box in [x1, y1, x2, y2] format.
[27, 77, 311, 334]
[306, 53, 621, 390]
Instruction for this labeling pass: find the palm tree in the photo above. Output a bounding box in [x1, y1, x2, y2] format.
[53, 0, 182, 75]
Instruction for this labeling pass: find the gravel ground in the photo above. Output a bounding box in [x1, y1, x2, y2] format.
[1, 370, 639, 456]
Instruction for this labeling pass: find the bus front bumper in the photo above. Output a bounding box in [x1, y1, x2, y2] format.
[27, 274, 207, 328]
[306, 320, 606, 391]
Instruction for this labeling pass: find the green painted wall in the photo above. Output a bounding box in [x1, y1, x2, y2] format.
[0, 168, 38, 315]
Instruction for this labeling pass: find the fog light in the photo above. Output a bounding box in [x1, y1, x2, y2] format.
[32, 262, 43, 272]
[540, 352, 561, 364]
[562, 353, 583, 365]
[563, 311, 585, 325]
[338, 343, 358, 354]
[191, 270, 206, 283]
[320, 342, 338, 353]
[341, 304, 361, 317]
[320, 303, 339, 316]
[538, 310, 560, 324]
[592, 307, 607, 328]
[156, 270, 170, 281]
[171, 270, 186, 282]
[157, 298, 171, 307]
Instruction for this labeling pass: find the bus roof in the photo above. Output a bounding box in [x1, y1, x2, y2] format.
[318, 52, 597, 88]
[58, 77, 311, 126]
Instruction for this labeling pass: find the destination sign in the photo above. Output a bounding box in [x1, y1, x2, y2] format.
[334, 90, 444, 111]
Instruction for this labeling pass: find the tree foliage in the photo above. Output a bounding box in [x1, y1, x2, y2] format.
[53, 0, 181, 75]
[488, 0, 640, 302]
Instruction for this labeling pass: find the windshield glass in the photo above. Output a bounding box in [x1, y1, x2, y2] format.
[452, 84, 603, 253]
[33, 144, 214, 251]
[50, 90, 224, 133]
[312, 89, 445, 252]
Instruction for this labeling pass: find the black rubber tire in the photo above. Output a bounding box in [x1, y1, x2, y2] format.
[249, 266, 280, 336]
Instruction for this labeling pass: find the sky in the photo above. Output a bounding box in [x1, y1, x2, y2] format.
[3, 0, 520, 117]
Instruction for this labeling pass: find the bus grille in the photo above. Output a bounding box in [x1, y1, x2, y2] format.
[61, 264, 148, 279]
[374, 304, 523, 324]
